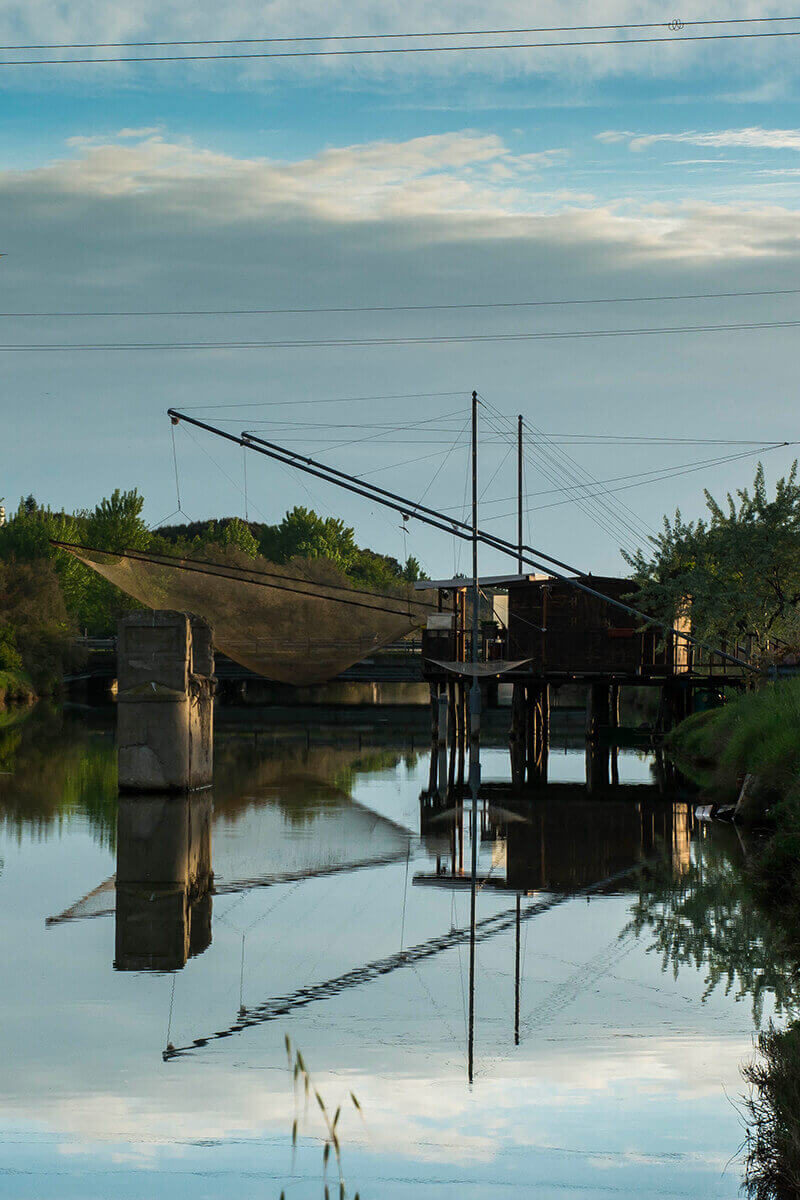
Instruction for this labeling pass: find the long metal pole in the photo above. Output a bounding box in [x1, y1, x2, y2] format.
[514, 894, 521, 1046]
[517, 414, 523, 573]
[468, 389, 480, 1084]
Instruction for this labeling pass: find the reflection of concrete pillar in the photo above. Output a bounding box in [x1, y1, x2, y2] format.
[114, 793, 213, 971]
[117, 612, 214, 792]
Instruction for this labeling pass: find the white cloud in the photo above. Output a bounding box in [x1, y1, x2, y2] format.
[599, 126, 800, 152]
[5, 130, 800, 263]
[5, 125, 800, 563]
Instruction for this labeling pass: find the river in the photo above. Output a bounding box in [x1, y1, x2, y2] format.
[0, 704, 792, 1199]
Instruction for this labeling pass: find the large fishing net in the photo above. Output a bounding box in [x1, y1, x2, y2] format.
[58, 543, 433, 686]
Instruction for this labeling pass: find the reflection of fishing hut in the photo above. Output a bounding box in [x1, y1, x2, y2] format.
[114, 794, 213, 971]
[416, 796, 695, 894]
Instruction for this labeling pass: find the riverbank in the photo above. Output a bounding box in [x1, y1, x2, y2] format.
[667, 677, 800, 798]
[668, 676, 800, 918]
[0, 668, 36, 707]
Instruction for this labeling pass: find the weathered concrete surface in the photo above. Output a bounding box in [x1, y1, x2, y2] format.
[117, 611, 214, 792]
[115, 792, 213, 971]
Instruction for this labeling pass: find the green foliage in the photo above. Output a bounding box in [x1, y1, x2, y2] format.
[0, 489, 425, 651]
[258, 506, 359, 571]
[0, 558, 75, 692]
[85, 489, 149, 553]
[667, 678, 800, 922]
[0, 489, 151, 638]
[158, 506, 425, 593]
[668, 678, 800, 798]
[284, 1036, 362, 1198]
[0, 668, 36, 706]
[625, 463, 800, 651]
[0, 625, 22, 672]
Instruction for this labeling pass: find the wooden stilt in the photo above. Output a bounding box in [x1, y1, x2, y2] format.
[509, 680, 525, 789]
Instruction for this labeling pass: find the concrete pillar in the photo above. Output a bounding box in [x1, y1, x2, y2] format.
[116, 611, 214, 793]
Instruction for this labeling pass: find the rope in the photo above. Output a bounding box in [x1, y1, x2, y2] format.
[165, 971, 177, 1051]
[171, 421, 182, 513]
[399, 841, 411, 951]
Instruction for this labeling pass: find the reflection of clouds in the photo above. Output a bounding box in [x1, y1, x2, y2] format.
[0, 1032, 753, 1168]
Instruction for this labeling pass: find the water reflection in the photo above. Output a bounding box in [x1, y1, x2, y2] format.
[419, 794, 693, 893]
[626, 824, 800, 1024]
[115, 795, 213, 971]
[3, 706, 800, 1198]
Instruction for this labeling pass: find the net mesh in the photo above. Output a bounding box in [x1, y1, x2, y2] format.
[62, 544, 432, 686]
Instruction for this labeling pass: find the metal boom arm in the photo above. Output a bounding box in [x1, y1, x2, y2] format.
[166, 407, 755, 672]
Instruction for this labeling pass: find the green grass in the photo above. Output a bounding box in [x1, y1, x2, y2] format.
[0, 668, 36, 707]
[667, 678, 800, 799]
[668, 676, 800, 919]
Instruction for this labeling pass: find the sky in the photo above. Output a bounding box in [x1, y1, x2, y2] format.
[4, 1, 800, 575]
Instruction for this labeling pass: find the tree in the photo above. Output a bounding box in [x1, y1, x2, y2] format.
[624, 463, 800, 652]
[259, 506, 358, 572]
[0, 559, 75, 690]
[402, 555, 427, 583]
[85, 488, 149, 553]
[195, 517, 259, 558]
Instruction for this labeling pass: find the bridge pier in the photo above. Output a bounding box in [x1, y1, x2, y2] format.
[117, 612, 215, 793]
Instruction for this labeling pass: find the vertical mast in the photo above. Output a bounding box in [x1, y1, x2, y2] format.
[468, 389, 480, 1083]
[517, 414, 523, 573]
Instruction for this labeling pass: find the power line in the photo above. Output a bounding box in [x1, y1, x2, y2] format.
[5, 26, 800, 66]
[6, 16, 800, 51]
[6, 317, 800, 350]
[2, 287, 800, 319]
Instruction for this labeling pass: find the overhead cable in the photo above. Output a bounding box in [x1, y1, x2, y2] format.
[7, 16, 800, 52]
[8, 318, 800, 350]
[4, 286, 800, 318]
[6, 26, 800, 65]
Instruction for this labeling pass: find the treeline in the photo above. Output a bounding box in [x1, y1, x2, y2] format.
[625, 462, 800, 658]
[0, 488, 426, 697]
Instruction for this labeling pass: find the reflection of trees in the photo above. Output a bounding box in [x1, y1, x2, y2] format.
[742, 1020, 800, 1199]
[213, 735, 417, 825]
[0, 710, 420, 843]
[0, 707, 117, 847]
[624, 831, 800, 1025]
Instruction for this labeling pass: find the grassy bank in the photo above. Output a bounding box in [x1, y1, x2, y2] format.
[0, 668, 36, 707]
[668, 676, 800, 916]
[667, 678, 800, 799]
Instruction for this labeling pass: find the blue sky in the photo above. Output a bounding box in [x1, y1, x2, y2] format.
[4, 3, 800, 574]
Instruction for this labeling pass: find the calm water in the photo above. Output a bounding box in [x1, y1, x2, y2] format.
[0, 706, 793, 1199]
